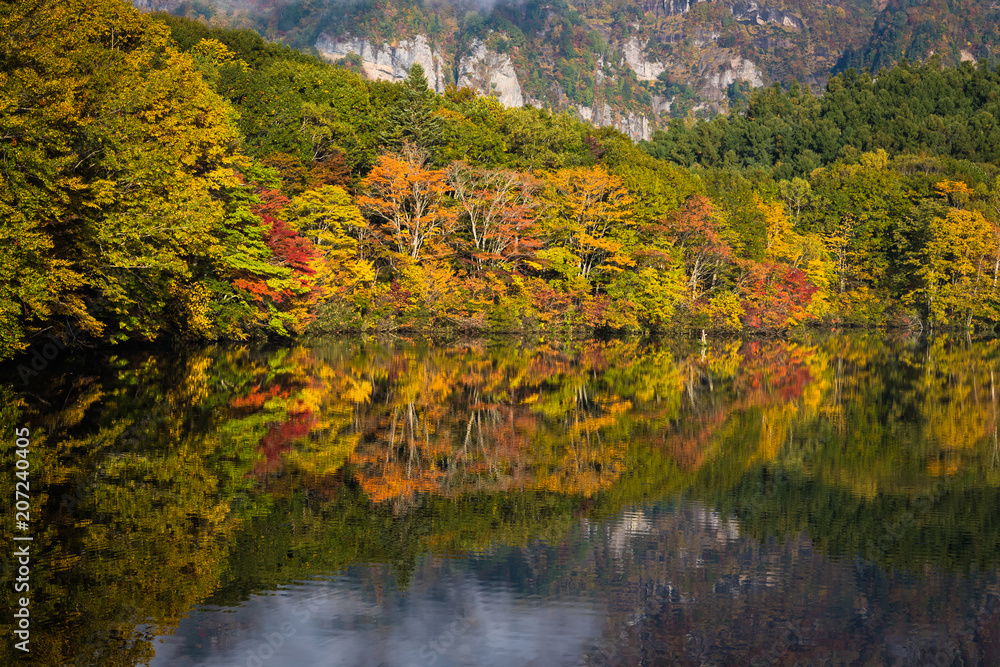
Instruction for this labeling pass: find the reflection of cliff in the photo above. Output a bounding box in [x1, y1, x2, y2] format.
[161, 564, 606, 667]
[156, 495, 1000, 666]
[197, 495, 1000, 666]
[577, 501, 1000, 666]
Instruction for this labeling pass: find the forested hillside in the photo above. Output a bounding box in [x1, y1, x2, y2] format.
[3, 0, 1000, 363]
[645, 62, 1000, 177]
[838, 0, 1000, 74]
[136, 0, 1000, 138]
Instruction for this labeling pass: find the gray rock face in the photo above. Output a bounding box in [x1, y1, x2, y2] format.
[731, 0, 805, 30]
[700, 55, 766, 100]
[577, 103, 652, 141]
[651, 95, 673, 116]
[129, 0, 182, 10]
[457, 39, 525, 107]
[315, 33, 448, 92]
[131, 0, 261, 13]
[621, 37, 667, 81]
[636, 0, 708, 17]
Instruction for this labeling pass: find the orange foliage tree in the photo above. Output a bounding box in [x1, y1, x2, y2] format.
[662, 195, 734, 301]
[447, 162, 541, 272]
[357, 144, 456, 266]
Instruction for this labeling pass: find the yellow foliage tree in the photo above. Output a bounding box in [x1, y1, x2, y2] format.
[537, 165, 635, 280]
[284, 185, 367, 297]
[912, 208, 1000, 328]
[0, 0, 247, 349]
[758, 196, 796, 263]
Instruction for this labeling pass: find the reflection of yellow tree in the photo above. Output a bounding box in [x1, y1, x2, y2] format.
[215, 336, 1000, 512]
[791, 335, 1000, 496]
[0, 349, 270, 666]
[319, 342, 665, 507]
[914, 338, 1000, 478]
[305, 339, 830, 507]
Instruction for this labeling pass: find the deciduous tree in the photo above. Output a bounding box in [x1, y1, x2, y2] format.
[358, 145, 455, 265]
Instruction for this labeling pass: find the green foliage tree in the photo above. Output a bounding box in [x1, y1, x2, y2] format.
[383, 64, 445, 154]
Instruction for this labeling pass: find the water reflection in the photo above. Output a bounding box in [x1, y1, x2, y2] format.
[153, 499, 1000, 666]
[153, 570, 605, 667]
[0, 334, 998, 665]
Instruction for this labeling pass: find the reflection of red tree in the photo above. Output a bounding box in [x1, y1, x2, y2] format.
[257, 468, 345, 501]
[736, 342, 813, 401]
[251, 410, 316, 477]
[665, 411, 729, 471]
[299, 470, 344, 501]
[229, 385, 287, 411]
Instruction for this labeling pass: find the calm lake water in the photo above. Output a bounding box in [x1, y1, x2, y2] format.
[1, 335, 998, 666]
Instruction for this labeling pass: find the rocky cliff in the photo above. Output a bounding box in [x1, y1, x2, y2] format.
[316, 34, 449, 93]
[457, 39, 525, 108]
[143, 0, 1000, 142]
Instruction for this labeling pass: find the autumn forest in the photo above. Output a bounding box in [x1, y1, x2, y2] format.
[7, 0, 1000, 663]
[6, 0, 1000, 362]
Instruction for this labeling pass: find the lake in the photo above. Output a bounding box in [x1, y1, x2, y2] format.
[1, 334, 998, 665]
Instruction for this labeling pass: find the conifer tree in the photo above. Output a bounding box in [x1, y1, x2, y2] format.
[383, 64, 444, 154]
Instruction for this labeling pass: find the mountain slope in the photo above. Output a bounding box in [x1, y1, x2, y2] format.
[132, 0, 1000, 139]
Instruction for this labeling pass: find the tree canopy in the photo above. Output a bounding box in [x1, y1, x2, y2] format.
[5, 1, 1000, 363]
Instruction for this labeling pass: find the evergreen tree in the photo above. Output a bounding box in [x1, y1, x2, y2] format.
[382, 64, 444, 154]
